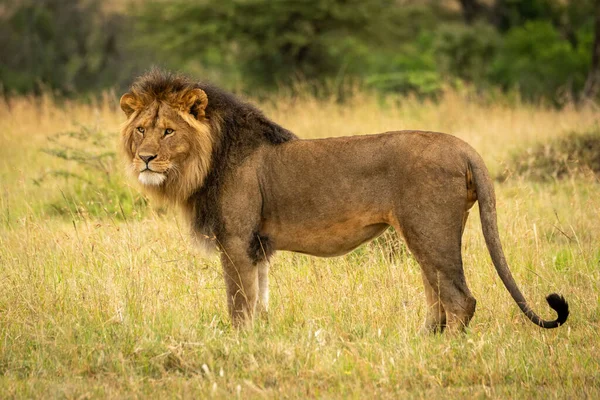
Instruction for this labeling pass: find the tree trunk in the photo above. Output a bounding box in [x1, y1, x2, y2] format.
[458, 0, 483, 24]
[583, 1, 600, 99]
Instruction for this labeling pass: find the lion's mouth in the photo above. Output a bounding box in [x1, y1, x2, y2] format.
[138, 169, 166, 186]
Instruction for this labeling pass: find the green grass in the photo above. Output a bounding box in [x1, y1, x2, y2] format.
[0, 91, 599, 398]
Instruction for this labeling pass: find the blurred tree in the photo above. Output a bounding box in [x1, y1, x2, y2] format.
[583, 1, 600, 99]
[0, 0, 598, 102]
[493, 0, 595, 45]
[137, 0, 403, 89]
[458, 0, 487, 24]
[490, 20, 592, 101]
[364, 32, 443, 95]
[434, 22, 500, 84]
[0, 0, 144, 95]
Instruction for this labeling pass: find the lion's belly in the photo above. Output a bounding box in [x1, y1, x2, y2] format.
[261, 216, 390, 257]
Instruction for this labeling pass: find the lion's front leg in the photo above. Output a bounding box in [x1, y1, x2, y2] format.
[220, 240, 259, 328]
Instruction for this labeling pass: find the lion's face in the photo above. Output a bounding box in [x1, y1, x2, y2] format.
[126, 103, 193, 186]
[120, 87, 213, 201]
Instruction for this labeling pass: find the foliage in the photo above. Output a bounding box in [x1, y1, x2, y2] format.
[0, 0, 144, 95]
[500, 128, 600, 181]
[137, 0, 406, 89]
[490, 21, 592, 101]
[36, 125, 147, 220]
[434, 22, 501, 84]
[364, 32, 443, 95]
[0, 0, 599, 101]
[134, 0, 598, 101]
[494, 0, 596, 35]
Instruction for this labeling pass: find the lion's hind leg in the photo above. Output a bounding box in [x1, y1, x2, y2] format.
[397, 209, 477, 333]
[414, 245, 476, 333]
[420, 270, 447, 334]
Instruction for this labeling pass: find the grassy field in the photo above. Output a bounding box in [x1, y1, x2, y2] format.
[1, 90, 599, 398]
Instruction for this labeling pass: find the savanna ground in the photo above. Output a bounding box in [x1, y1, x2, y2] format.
[0, 89, 599, 399]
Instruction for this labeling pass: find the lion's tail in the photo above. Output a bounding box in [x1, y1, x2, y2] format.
[468, 153, 569, 329]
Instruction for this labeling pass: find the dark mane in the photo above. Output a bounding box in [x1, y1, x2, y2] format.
[129, 68, 297, 146]
[129, 68, 197, 103]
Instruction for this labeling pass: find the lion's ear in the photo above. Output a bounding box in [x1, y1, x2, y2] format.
[181, 88, 208, 120]
[120, 92, 141, 117]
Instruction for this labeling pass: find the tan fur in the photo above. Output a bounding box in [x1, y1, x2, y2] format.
[120, 70, 568, 333]
[120, 90, 213, 204]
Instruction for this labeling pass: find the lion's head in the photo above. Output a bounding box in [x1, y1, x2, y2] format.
[119, 70, 214, 202]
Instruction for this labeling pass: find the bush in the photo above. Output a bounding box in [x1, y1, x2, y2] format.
[499, 129, 600, 181]
[364, 32, 443, 96]
[0, 0, 143, 95]
[36, 125, 147, 220]
[433, 22, 501, 85]
[490, 21, 592, 101]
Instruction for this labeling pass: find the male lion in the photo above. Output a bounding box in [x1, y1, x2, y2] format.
[119, 70, 568, 333]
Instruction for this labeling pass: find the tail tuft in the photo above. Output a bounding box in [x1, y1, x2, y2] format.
[546, 293, 569, 326]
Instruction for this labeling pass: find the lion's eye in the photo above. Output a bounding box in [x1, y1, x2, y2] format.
[136, 126, 145, 135]
[164, 128, 174, 136]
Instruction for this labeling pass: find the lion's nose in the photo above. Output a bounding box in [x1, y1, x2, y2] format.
[139, 154, 157, 164]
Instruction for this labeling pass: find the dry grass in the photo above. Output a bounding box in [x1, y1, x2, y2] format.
[1, 89, 599, 399]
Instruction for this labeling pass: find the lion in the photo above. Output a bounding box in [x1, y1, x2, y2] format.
[119, 69, 569, 333]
